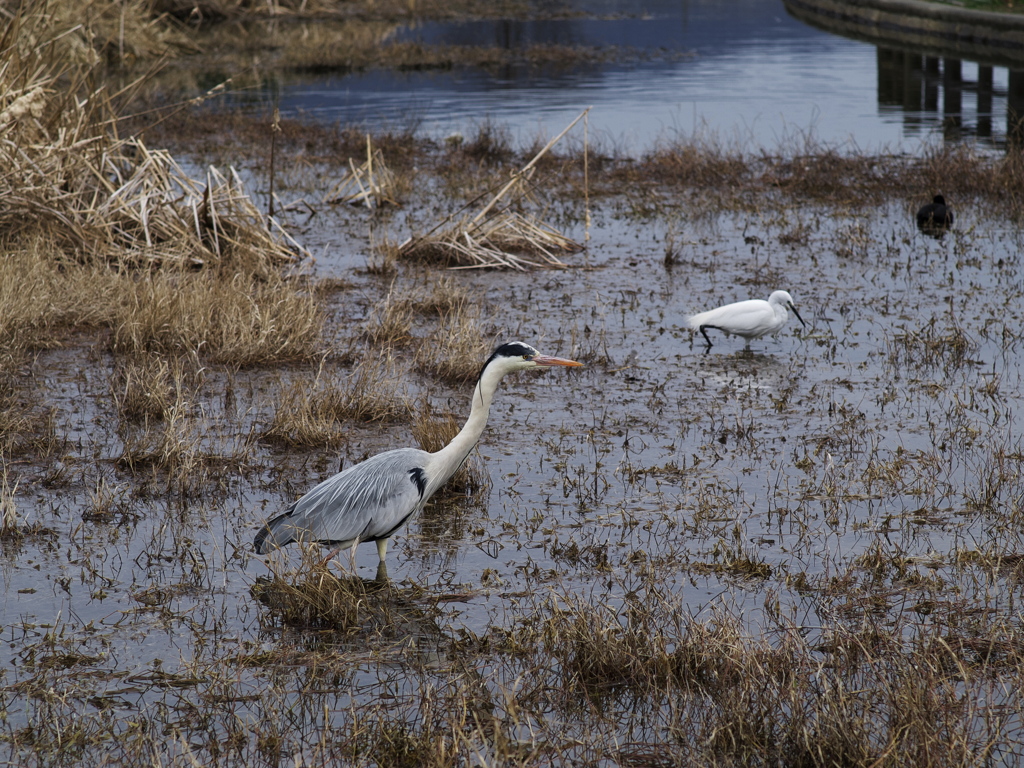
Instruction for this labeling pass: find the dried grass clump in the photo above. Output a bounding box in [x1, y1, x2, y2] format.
[414, 310, 489, 386]
[252, 560, 431, 633]
[365, 291, 415, 349]
[760, 146, 894, 205]
[533, 593, 752, 699]
[407, 276, 473, 317]
[638, 137, 749, 189]
[1, 23, 302, 274]
[0, 363, 65, 461]
[502, 583, 1019, 766]
[118, 403, 202, 477]
[251, 567, 366, 631]
[110, 271, 325, 365]
[0, 238, 119, 352]
[364, 277, 474, 347]
[112, 354, 197, 423]
[625, 136, 1024, 220]
[263, 355, 411, 447]
[0, 377, 36, 459]
[325, 137, 401, 209]
[154, 0, 341, 23]
[888, 315, 976, 372]
[5, 0, 191, 68]
[457, 121, 515, 166]
[399, 112, 588, 270]
[0, 463, 20, 539]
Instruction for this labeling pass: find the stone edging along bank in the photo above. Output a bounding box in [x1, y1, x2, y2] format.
[783, 0, 1024, 67]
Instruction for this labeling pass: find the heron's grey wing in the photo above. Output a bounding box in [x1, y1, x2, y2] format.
[278, 448, 431, 546]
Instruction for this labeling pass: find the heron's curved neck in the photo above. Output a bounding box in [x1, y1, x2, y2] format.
[430, 363, 506, 486]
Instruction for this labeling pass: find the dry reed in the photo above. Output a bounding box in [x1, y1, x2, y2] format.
[109, 271, 324, 365]
[414, 308, 489, 385]
[263, 354, 411, 447]
[398, 112, 589, 269]
[1, 19, 303, 274]
[325, 136, 400, 209]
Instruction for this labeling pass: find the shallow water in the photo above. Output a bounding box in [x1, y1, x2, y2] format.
[7, 191, 1024, 640]
[241, 0, 1016, 152]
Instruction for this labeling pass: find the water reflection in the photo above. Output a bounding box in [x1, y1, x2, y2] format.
[224, 0, 1022, 152]
[783, 0, 1024, 148]
[876, 49, 1022, 146]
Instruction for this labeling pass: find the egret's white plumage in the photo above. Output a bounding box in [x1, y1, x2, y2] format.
[688, 290, 805, 349]
[254, 342, 582, 565]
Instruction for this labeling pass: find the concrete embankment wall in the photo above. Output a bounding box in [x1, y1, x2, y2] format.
[784, 0, 1024, 68]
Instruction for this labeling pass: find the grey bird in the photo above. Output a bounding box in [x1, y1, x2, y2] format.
[254, 342, 582, 566]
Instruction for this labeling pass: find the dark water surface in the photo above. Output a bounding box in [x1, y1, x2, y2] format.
[244, 0, 1014, 152]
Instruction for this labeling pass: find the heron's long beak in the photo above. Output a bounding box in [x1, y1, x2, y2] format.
[533, 355, 583, 367]
[789, 303, 806, 328]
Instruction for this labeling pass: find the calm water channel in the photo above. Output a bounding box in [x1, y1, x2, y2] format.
[239, 0, 1016, 152]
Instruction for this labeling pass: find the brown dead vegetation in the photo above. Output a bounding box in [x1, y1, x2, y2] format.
[146, 104, 1024, 227]
[399, 114, 588, 269]
[262, 354, 411, 448]
[415, 307, 490, 385]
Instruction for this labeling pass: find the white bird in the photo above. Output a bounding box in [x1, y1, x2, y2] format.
[687, 290, 805, 349]
[254, 342, 582, 566]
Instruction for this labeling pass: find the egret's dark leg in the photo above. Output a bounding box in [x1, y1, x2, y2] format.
[699, 325, 714, 348]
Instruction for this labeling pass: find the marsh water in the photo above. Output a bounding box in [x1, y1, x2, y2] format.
[240, 0, 1018, 152]
[5, 0, 1024, 762]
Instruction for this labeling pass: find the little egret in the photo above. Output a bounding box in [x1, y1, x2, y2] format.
[254, 342, 582, 566]
[916, 195, 953, 230]
[688, 290, 805, 349]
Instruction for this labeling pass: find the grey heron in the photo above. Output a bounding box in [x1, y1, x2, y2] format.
[688, 290, 805, 349]
[254, 341, 582, 566]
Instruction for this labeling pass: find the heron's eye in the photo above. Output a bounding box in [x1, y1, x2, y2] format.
[523, 355, 531, 360]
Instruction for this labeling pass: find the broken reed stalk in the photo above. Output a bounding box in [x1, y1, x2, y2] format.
[269, 107, 280, 225]
[324, 135, 398, 209]
[584, 108, 591, 245]
[0, 55, 301, 272]
[366, 133, 374, 207]
[469, 107, 591, 226]
[396, 109, 591, 270]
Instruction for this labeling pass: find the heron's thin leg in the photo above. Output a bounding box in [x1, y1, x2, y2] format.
[376, 538, 389, 562]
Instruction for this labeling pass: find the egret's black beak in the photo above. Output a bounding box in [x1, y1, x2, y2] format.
[789, 303, 806, 328]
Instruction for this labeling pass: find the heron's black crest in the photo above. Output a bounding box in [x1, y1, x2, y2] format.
[477, 341, 539, 383]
